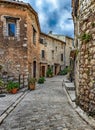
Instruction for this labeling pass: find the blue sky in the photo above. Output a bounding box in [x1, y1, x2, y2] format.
[23, 0, 74, 38]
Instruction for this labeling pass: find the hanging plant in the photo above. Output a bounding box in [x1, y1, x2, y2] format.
[81, 33, 92, 43]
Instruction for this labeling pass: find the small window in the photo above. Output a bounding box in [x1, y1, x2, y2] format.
[33, 27, 36, 45]
[3, 16, 20, 38]
[56, 46, 57, 51]
[40, 38, 44, 44]
[42, 50, 45, 58]
[61, 54, 63, 61]
[8, 23, 16, 36]
[61, 43, 63, 49]
[52, 50, 54, 59]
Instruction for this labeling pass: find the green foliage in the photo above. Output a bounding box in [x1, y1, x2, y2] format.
[59, 67, 71, 75]
[75, 49, 79, 56]
[92, 22, 95, 27]
[0, 79, 4, 87]
[29, 78, 36, 85]
[81, 33, 92, 42]
[0, 65, 3, 71]
[38, 77, 45, 84]
[46, 67, 53, 77]
[88, 110, 95, 117]
[6, 81, 19, 91]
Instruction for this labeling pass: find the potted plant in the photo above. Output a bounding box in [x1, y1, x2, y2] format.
[28, 77, 36, 90]
[0, 79, 4, 93]
[0, 79, 4, 87]
[38, 77, 45, 84]
[46, 67, 53, 77]
[6, 81, 19, 94]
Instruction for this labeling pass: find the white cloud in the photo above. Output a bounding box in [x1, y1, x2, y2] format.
[21, 0, 74, 37]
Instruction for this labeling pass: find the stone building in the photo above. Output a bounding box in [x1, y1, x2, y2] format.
[40, 32, 66, 77]
[0, 0, 40, 87]
[72, 0, 95, 114]
[48, 33, 74, 68]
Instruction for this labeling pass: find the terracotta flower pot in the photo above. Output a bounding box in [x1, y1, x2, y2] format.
[29, 84, 35, 90]
[11, 88, 18, 94]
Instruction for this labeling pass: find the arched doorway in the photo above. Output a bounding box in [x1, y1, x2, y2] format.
[33, 61, 36, 78]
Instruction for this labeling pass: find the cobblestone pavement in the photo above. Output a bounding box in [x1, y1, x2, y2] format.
[0, 76, 94, 130]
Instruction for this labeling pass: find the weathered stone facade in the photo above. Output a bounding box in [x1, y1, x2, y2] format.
[72, 0, 95, 114]
[0, 0, 74, 94]
[48, 33, 74, 68]
[0, 0, 40, 89]
[40, 32, 66, 76]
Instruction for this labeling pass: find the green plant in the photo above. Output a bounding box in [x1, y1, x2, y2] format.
[38, 77, 45, 84]
[0, 79, 4, 87]
[46, 67, 53, 77]
[81, 33, 92, 42]
[75, 49, 79, 56]
[6, 81, 19, 91]
[59, 67, 71, 75]
[92, 22, 95, 27]
[29, 78, 36, 85]
[0, 65, 3, 71]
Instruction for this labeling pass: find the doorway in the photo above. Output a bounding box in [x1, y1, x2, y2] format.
[33, 61, 36, 78]
[42, 66, 45, 77]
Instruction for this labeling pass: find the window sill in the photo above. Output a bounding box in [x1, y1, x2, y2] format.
[4, 36, 17, 40]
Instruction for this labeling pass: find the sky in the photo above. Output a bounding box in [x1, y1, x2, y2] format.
[23, 0, 74, 38]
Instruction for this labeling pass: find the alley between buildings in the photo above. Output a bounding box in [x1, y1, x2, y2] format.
[0, 76, 94, 130]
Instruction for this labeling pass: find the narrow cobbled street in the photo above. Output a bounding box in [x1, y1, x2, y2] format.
[0, 76, 94, 130]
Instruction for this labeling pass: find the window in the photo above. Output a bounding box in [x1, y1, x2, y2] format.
[3, 16, 20, 38]
[52, 50, 54, 59]
[42, 50, 45, 58]
[40, 38, 44, 44]
[61, 54, 63, 61]
[61, 43, 63, 49]
[6, 18, 16, 37]
[56, 46, 57, 51]
[8, 23, 16, 36]
[33, 27, 36, 45]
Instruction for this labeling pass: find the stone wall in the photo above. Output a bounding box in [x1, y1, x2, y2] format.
[0, 0, 40, 90]
[72, 0, 95, 114]
[48, 33, 74, 68]
[78, 0, 95, 113]
[40, 33, 65, 76]
[65, 37, 73, 67]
